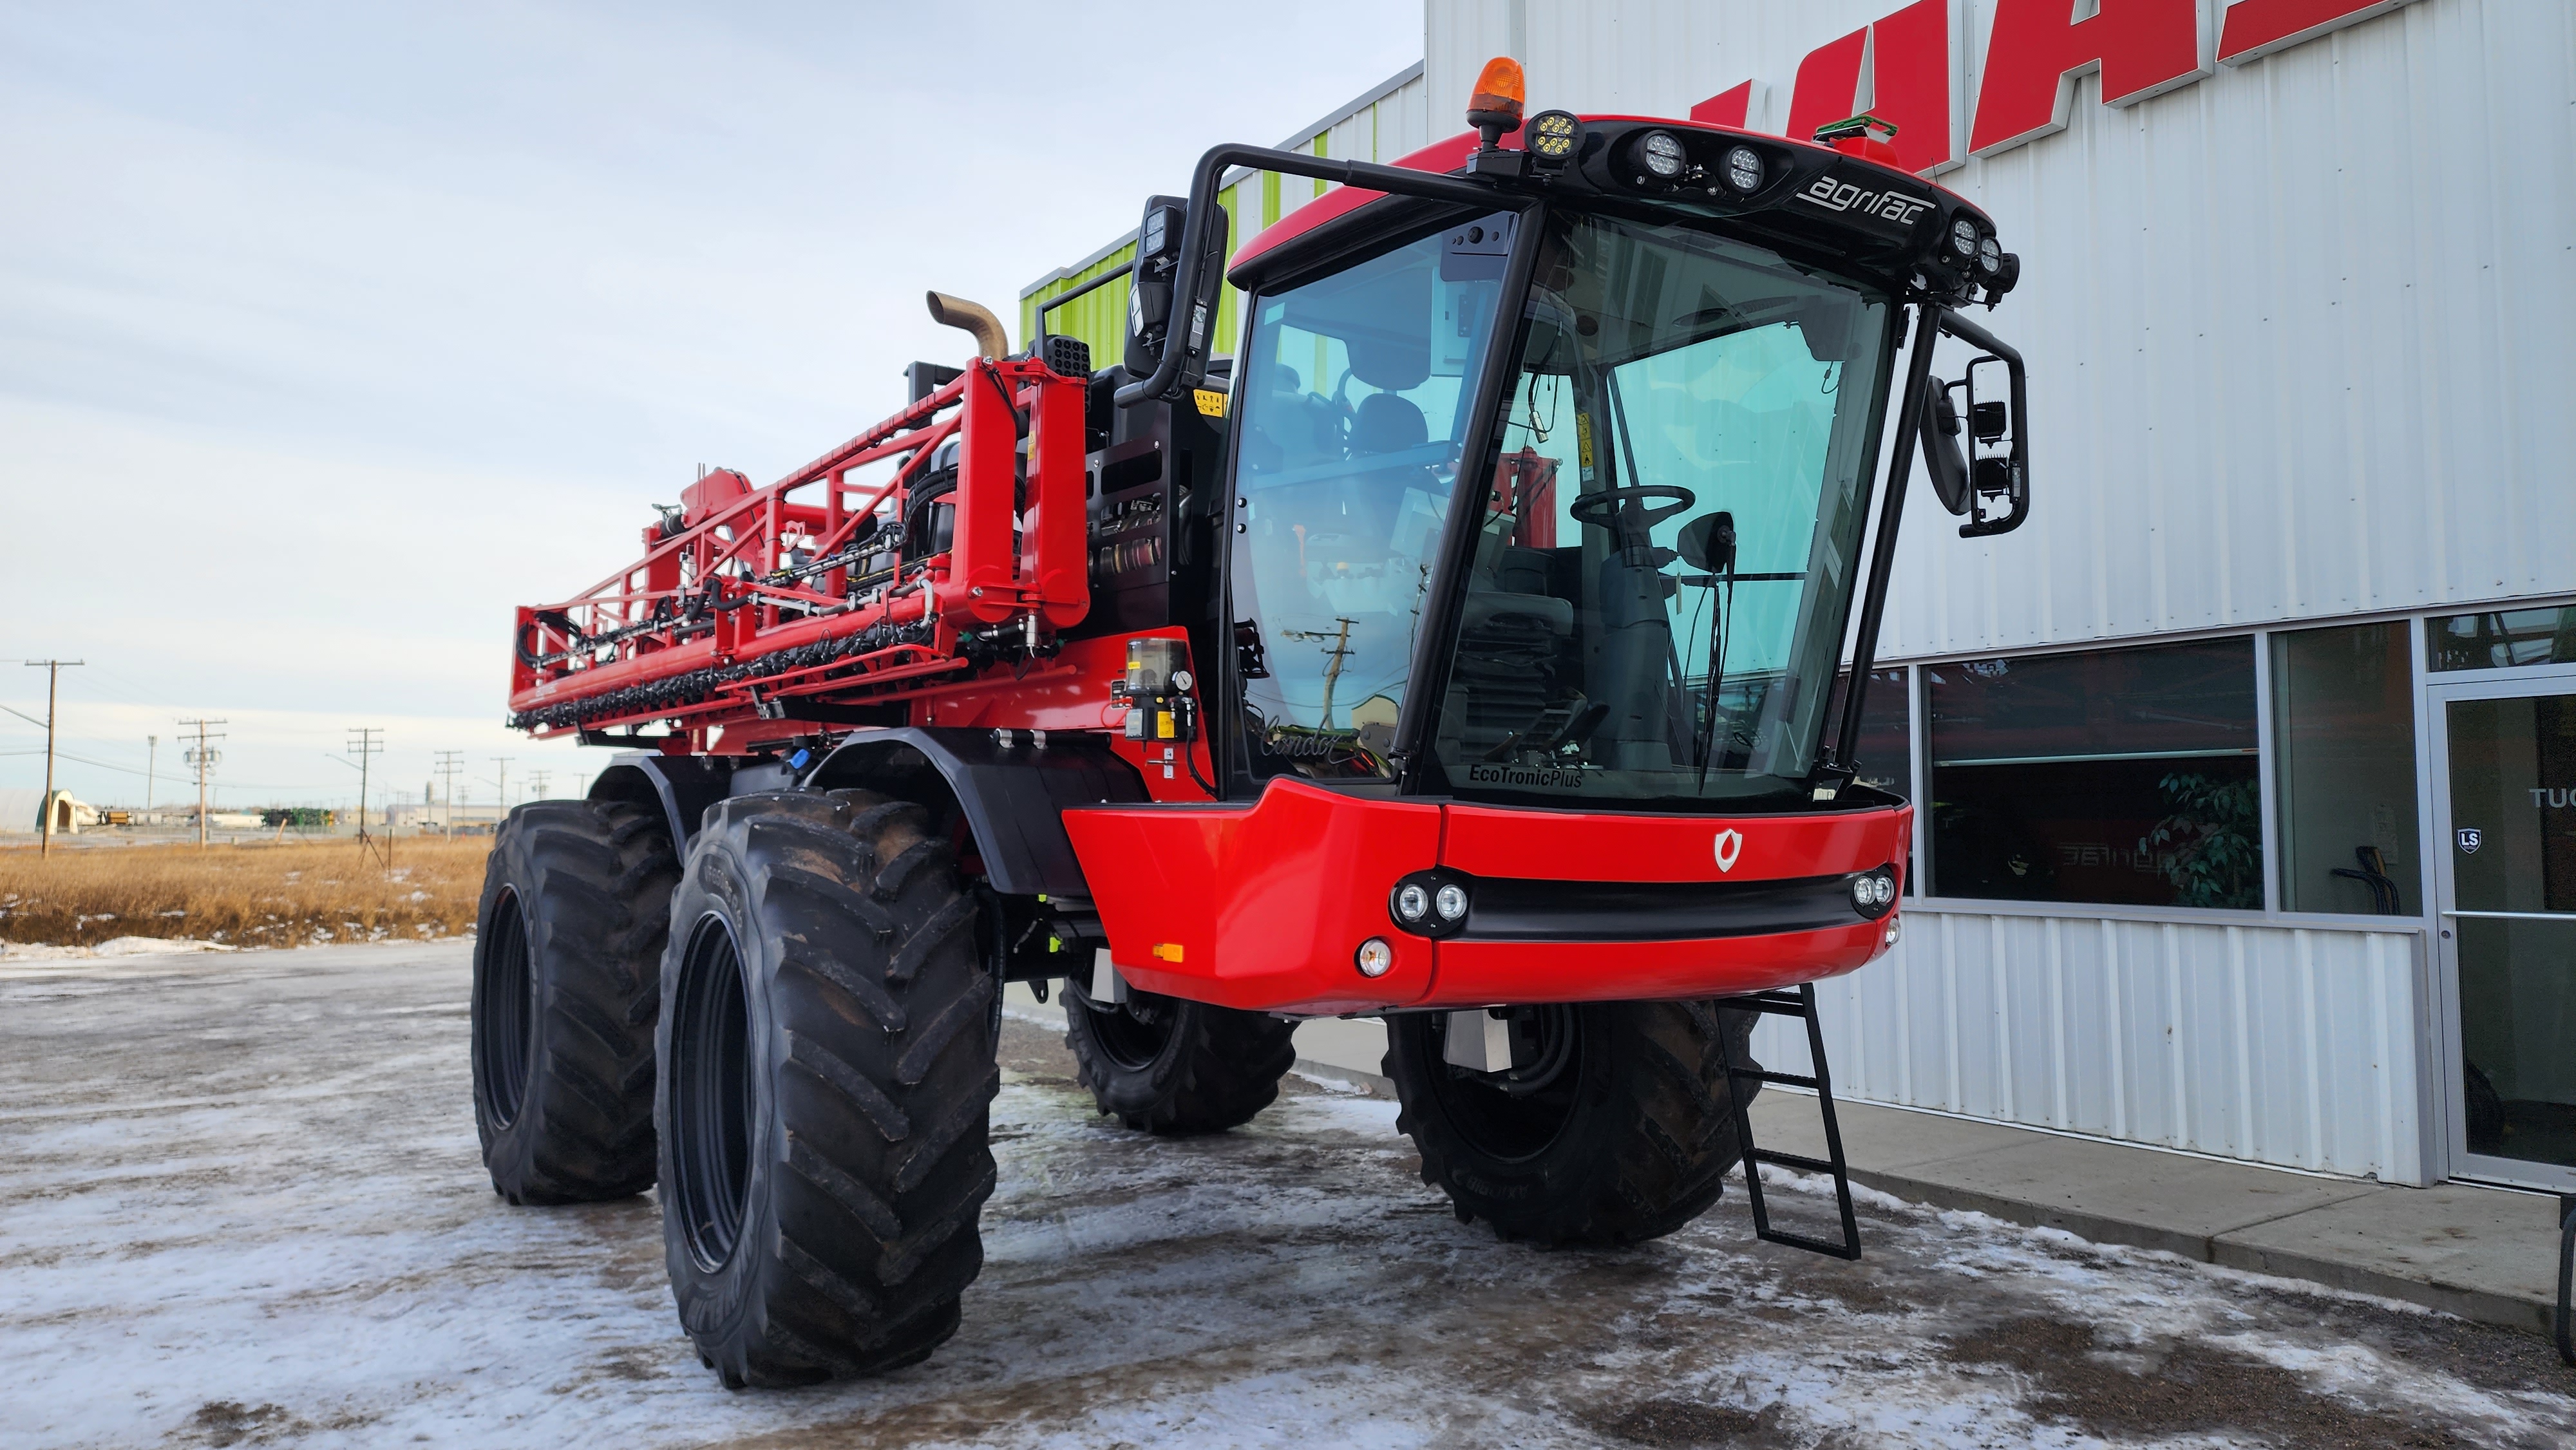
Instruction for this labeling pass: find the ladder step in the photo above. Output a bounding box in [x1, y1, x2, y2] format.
[1718, 994, 1814, 1018]
[1715, 981, 1862, 1263]
[1756, 1227, 1864, 1262]
[1750, 1149, 1839, 1176]
[1727, 1066, 1823, 1089]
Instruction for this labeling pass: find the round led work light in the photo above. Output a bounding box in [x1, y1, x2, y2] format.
[1722, 144, 1764, 193]
[1978, 235, 2004, 276]
[1638, 129, 1687, 180]
[1525, 109, 1582, 167]
[1949, 217, 1980, 259]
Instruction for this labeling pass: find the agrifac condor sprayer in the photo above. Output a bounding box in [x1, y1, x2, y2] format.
[472, 59, 2031, 1387]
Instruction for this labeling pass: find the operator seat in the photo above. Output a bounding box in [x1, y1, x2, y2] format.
[1349, 391, 1428, 456]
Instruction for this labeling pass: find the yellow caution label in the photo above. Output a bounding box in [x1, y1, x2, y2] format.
[1575, 411, 1595, 469]
[1156, 711, 1176, 739]
[1193, 388, 1227, 418]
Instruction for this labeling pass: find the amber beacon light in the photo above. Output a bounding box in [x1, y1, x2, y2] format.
[1466, 56, 1526, 148]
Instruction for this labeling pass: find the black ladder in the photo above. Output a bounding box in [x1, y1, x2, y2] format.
[1712, 984, 1861, 1261]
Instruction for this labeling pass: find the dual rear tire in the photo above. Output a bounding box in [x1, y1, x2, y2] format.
[655, 790, 998, 1388]
[470, 800, 676, 1205]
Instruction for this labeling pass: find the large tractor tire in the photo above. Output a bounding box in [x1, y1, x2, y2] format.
[469, 798, 677, 1204]
[656, 789, 998, 1388]
[1062, 982, 1298, 1135]
[1385, 1000, 1757, 1245]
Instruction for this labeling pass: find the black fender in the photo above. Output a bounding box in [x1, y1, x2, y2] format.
[587, 753, 734, 854]
[804, 728, 1144, 898]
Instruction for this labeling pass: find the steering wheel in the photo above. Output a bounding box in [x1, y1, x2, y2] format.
[1570, 484, 1696, 531]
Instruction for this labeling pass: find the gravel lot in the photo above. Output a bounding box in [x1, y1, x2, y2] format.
[4, 941, 2571, 1449]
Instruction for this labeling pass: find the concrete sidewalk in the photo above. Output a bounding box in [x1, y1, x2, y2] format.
[1005, 986, 2571, 1339]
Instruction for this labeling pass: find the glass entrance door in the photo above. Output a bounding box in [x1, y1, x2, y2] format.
[2432, 672, 2576, 1190]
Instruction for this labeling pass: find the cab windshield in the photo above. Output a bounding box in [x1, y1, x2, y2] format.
[1431, 211, 1895, 809]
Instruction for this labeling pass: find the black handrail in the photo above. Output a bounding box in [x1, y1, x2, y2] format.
[1034, 265, 1127, 326]
[1115, 143, 1508, 407]
[1828, 303, 1943, 782]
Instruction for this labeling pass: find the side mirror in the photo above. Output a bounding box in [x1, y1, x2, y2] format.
[1928, 312, 2031, 538]
[1121, 193, 1230, 400]
[1918, 378, 1972, 516]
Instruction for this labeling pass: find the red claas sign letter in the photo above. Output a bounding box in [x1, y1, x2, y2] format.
[1870, 0, 1955, 173]
[2218, 0, 2416, 64]
[1971, 0, 2207, 156]
[1781, 1, 1956, 174]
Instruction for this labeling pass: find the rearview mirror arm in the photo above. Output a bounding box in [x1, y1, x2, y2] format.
[1115, 144, 1514, 408]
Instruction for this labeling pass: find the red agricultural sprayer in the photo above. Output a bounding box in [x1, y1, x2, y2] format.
[471, 58, 2032, 1387]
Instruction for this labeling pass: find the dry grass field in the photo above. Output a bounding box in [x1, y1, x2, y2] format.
[0, 838, 491, 948]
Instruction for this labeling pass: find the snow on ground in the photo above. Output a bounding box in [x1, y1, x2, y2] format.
[0, 936, 238, 963]
[2, 943, 2570, 1449]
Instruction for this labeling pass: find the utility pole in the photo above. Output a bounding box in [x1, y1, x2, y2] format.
[435, 751, 464, 842]
[528, 769, 551, 803]
[1280, 619, 1358, 728]
[491, 757, 513, 818]
[146, 734, 158, 813]
[180, 719, 227, 849]
[348, 728, 384, 867]
[23, 661, 83, 858]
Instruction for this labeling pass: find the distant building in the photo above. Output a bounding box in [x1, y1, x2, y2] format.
[33, 791, 100, 834]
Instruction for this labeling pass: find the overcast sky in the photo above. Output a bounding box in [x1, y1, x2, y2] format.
[0, 1, 1420, 814]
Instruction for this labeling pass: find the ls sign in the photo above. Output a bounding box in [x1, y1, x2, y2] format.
[1691, 0, 2423, 174]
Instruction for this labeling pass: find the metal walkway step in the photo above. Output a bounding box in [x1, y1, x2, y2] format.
[1713, 983, 1861, 1261]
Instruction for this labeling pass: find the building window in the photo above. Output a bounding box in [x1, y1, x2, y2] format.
[1823, 669, 1913, 804]
[2271, 623, 2421, 915]
[1927, 639, 2261, 909]
[2429, 606, 2576, 672]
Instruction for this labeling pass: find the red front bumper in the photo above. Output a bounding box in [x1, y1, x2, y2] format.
[1061, 778, 1909, 1015]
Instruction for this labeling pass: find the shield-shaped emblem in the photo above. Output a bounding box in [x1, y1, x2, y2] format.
[2456, 827, 2483, 854]
[1714, 829, 1743, 872]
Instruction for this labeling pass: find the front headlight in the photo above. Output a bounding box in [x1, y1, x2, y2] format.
[1394, 883, 1430, 923]
[1434, 884, 1470, 922]
[1949, 217, 1979, 259]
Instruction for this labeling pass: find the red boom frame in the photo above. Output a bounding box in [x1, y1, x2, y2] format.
[507, 357, 1090, 750]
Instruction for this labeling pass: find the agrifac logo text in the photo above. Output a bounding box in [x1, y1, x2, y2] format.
[1794, 177, 1933, 226]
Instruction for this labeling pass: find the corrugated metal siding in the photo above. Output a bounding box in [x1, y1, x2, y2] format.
[1021, 65, 1433, 368]
[1428, 0, 2576, 660]
[1748, 907, 2431, 1182]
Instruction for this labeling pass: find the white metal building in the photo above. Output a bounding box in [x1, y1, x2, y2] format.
[1031, 0, 2576, 1194]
